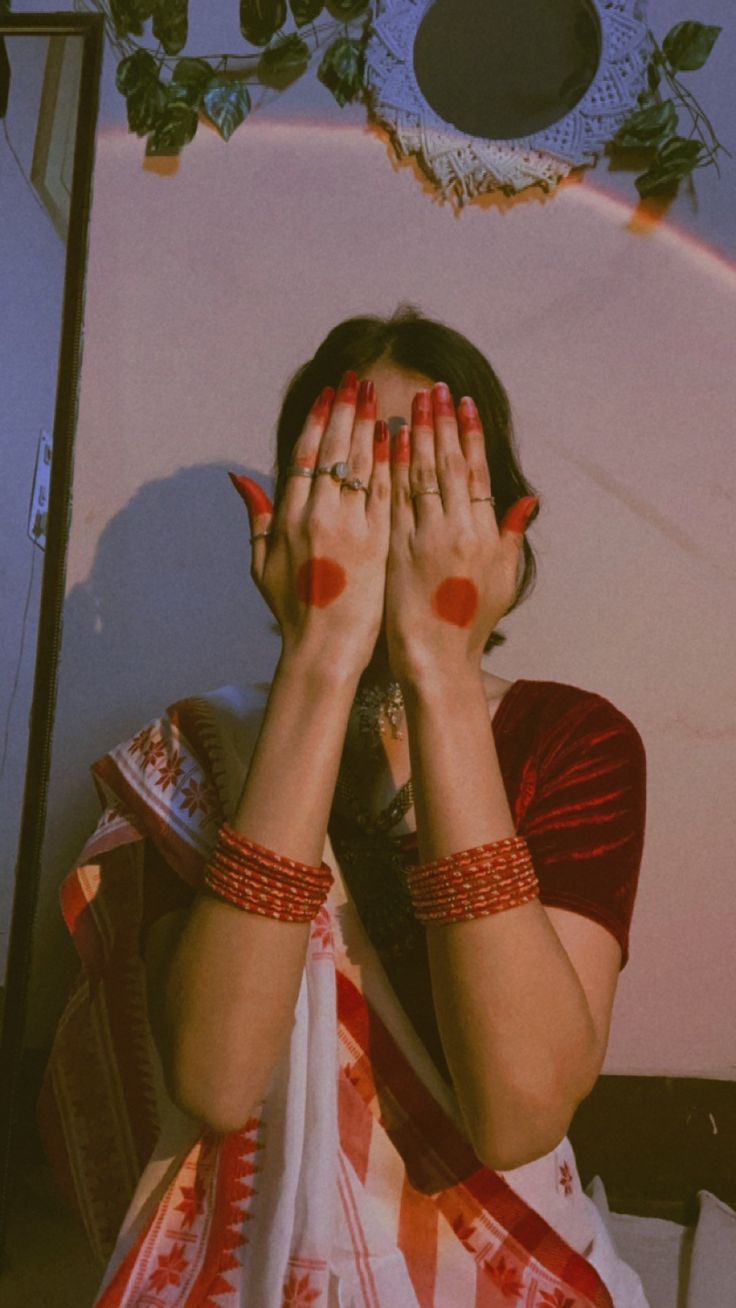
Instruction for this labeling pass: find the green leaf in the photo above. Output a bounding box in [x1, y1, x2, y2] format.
[259, 33, 310, 85]
[646, 60, 661, 95]
[147, 99, 198, 155]
[171, 56, 214, 105]
[239, 0, 287, 46]
[317, 35, 363, 107]
[152, 0, 189, 56]
[126, 77, 169, 135]
[110, 0, 146, 38]
[116, 48, 159, 96]
[635, 135, 704, 197]
[130, 0, 156, 21]
[662, 21, 721, 72]
[202, 76, 251, 141]
[613, 99, 678, 148]
[289, 0, 324, 24]
[326, 0, 369, 17]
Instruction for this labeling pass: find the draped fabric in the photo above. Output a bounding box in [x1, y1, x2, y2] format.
[36, 679, 649, 1306]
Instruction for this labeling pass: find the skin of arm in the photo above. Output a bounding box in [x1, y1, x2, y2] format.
[384, 383, 622, 1171]
[402, 668, 621, 1172]
[164, 651, 361, 1134]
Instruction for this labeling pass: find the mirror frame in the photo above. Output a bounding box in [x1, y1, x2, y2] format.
[0, 10, 104, 1265]
[364, 0, 652, 201]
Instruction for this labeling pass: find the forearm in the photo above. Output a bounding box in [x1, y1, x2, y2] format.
[403, 671, 600, 1169]
[167, 647, 360, 1132]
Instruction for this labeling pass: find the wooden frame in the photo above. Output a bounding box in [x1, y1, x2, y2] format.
[0, 11, 104, 1268]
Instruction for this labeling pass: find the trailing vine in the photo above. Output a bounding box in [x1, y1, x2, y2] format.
[2, 1, 727, 199]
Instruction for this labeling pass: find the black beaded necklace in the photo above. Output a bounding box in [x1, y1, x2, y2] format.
[329, 757, 425, 959]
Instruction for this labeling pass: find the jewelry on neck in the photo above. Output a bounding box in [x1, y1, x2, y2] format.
[354, 680, 405, 748]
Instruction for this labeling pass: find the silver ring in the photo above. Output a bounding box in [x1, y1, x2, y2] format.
[286, 465, 315, 479]
[410, 486, 442, 498]
[341, 475, 369, 495]
[250, 529, 272, 543]
[470, 495, 496, 505]
[315, 461, 348, 482]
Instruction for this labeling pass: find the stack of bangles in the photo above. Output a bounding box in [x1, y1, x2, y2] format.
[204, 825, 540, 926]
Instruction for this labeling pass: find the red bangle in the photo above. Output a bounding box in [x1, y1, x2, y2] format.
[405, 835, 540, 924]
[203, 824, 333, 923]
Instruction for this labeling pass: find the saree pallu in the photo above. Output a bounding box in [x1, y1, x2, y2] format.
[37, 684, 650, 1307]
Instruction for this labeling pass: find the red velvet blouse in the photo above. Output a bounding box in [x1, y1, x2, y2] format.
[394, 678, 647, 968]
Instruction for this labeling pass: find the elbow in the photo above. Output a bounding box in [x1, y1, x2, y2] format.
[169, 1075, 258, 1137]
[469, 1083, 585, 1174]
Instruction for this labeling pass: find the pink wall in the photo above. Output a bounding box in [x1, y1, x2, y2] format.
[13, 1, 736, 1077]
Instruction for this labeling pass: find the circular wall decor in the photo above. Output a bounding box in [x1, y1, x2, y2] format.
[364, 0, 652, 201]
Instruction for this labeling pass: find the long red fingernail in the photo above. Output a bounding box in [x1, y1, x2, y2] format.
[374, 419, 390, 461]
[392, 424, 411, 465]
[357, 378, 376, 419]
[502, 496, 539, 534]
[228, 472, 273, 517]
[432, 382, 455, 418]
[458, 396, 482, 432]
[412, 390, 432, 424]
[337, 370, 358, 402]
[310, 386, 335, 422]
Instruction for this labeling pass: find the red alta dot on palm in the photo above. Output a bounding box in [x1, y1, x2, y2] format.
[296, 557, 347, 608]
[432, 576, 479, 627]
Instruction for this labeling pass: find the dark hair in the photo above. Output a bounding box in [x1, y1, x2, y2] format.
[272, 304, 539, 652]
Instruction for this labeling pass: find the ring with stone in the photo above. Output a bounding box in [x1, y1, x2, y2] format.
[315, 461, 349, 482]
[342, 475, 369, 495]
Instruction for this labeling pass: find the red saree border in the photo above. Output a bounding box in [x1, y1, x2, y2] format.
[335, 968, 613, 1308]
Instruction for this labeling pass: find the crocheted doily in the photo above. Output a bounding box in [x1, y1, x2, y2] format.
[364, 0, 652, 202]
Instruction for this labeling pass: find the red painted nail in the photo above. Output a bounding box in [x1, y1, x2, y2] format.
[337, 370, 358, 401]
[228, 472, 273, 518]
[432, 382, 454, 418]
[458, 396, 482, 431]
[357, 378, 376, 419]
[310, 385, 335, 422]
[502, 496, 539, 534]
[392, 424, 411, 465]
[412, 390, 432, 424]
[374, 418, 390, 461]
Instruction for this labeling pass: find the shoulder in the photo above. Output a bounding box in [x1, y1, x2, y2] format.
[506, 678, 645, 765]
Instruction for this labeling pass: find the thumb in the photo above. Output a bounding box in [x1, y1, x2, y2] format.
[228, 472, 274, 583]
[499, 495, 539, 539]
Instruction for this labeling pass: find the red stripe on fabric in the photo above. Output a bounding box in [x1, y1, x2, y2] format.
[92, 755, 204, 887]
[397, 1172, 438, 1307]
[336, 969, 613, 1308]
[181, 1123, 261, 1305]
[60, 871, 106, 972]
[337, 1152, 381, 1308]
[338, 1068, 375, 1186]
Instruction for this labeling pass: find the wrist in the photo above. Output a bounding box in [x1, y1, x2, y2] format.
[277, 641, 363, 697]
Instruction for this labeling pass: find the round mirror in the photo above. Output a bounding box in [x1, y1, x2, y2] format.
[413, 0, 602, 141]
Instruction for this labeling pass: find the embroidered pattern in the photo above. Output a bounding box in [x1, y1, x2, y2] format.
[282, 1269, 323, 1305]
[559, 1160, 575, 1197]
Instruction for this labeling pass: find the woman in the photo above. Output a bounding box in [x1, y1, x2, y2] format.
[38, 306, 649, 1306]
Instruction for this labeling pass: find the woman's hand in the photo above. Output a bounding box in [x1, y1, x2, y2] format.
[385, 383, 538, 686]
[229, 373, 391, 675]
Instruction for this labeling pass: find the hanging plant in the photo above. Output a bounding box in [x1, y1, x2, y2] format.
[607, 20, 725, 197]
[9, 0, 724, 201]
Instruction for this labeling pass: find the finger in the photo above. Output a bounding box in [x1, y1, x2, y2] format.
[499, 496, 539, 539]
[341, 378, 377, 513]
[279, 386, 335, 521]
[409, 389, 443, 526]
[431, 383, 473, 525]
[366, 417, 391, 533]
[458, 396, 498, 534]
[228, 472, 274, 584]
[312, 370, 358, 508]
[390, 423, 414, 542]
